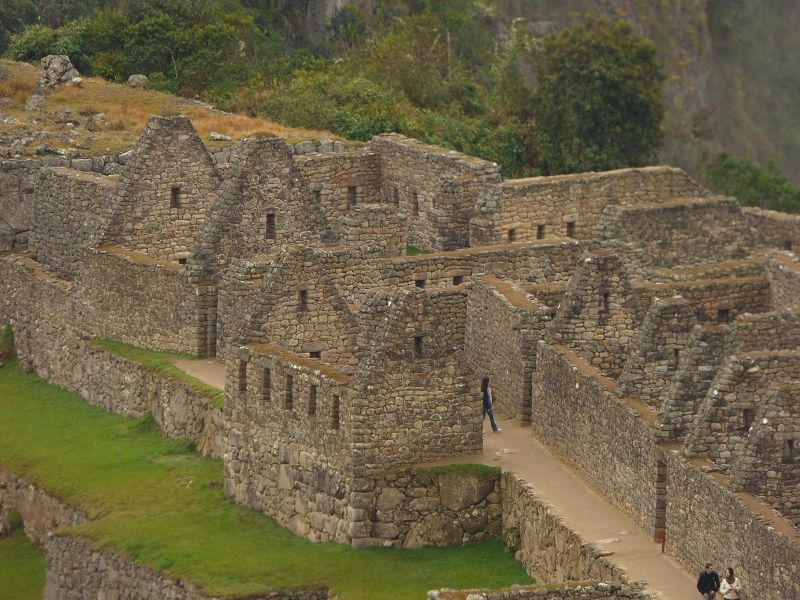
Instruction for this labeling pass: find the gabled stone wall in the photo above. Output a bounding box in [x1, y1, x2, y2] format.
[766, 253, 800, 312]
[618, 297, 698, 408]
[102, 115, 221, 259]
[744, 206, 800, 252]
[685, 351, 800, 468]
[371, 133, 501, 250]
[731, 383, 800, 525]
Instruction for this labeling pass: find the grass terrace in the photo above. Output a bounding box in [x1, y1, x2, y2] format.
[0, 519, 46, 600]
[0, 361, 532, 598]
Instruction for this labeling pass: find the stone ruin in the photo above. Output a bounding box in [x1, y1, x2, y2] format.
[1, 114, 799, 597]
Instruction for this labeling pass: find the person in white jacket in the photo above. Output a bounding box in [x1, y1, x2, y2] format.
[719, 567, 743, 600]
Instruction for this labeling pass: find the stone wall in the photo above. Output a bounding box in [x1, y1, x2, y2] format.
[733, 311, 800, 352]
[766, 254, 800, 312]
[501, 473, 629, 585]
[223, 344, 354, 543]
[371, 133, 501, 250]
[597, 197, 752, 267]
[532, 343, 661, 537]
[44, 535, 329, 600]
[432, 583, 651, 600]
[0, 155, 124, 252]
[350, 288, 481, 475]
[632, 276, 773, 324]
[744, 206, 800, 252]
[29, 167, 114, 277]
[486, 166, 706, 244]
[665, 452, 800, 600]
[0, 470, 87, 545]
[78, 247, 212, 355]
[465, 274, 552, 422]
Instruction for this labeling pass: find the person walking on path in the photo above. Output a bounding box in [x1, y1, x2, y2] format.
[697, 562, 720, 600]
[720, 567, 743, 599]
[481, 376, 500, 433]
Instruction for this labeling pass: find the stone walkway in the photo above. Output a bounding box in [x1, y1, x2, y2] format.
[475, 420, 697, 600]
[171, 359, 698, 599]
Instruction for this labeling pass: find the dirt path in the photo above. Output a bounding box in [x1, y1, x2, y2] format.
[172, 358, 225, 390]
[168, 360, 698, 598]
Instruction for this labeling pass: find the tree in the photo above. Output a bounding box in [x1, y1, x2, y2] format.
[530, 16, 665, 175]
[704, 153, 800, 214]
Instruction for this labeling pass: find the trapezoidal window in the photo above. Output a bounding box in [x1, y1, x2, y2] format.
[331, 395, 341, 430]
[599, 292, 610, 314]
[673, 348, 680, 369]
[566, 221, 576, 238]
[308, 384, 317, 417]
[415, 279, 426, 289]
[411, 191, 419, 216]
[507, 228, 517, 243]
[784, 439, 796, 463]
[785, 240, 793, 251]
[347, 185, 357, 208]
[313, 189, 321, 203]
[238, 360, 248, 393]
[742, 408, 755, 431]
[414, 335, 424, 358]
[265, 213, 276, 240]
[309, 350, 321, 360]
[170, 185, 182, 208]
[297, 289, 308, 313]
[717, 308, 731, 323]
[536, 224, 545, 240]
[393, 187, 400, 205]
[262, 368, 271, 403]
[452, 275, 463, 286]
[285, 375, 294, 410]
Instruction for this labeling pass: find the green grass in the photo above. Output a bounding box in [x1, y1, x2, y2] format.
[0, 361, 532, 598]
[406, 245, 431, 256]
[0, 527, 46, 600]
[92, 339, 225, 408]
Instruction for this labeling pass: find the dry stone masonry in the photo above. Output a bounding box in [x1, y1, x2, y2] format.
[2, 109, 800, 598]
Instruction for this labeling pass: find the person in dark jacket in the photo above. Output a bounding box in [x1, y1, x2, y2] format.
[697, 562, 720, 599]
[481, 376, 500, 433]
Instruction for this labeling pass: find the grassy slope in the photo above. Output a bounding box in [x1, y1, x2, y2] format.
[0, 361, 531, 598]
[0, 529, 46, 600]
[92, 339, 224, 408]
[0, 59, 339, 156]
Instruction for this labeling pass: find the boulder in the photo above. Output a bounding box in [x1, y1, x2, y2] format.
[0, 98, 11, 109]
[403, 513, 462, 548]
[127, 74, 149, 89]
[24, 94, 46, 112]
[209, 131, 232, 142]
[34, 55, 79, 95]
[438, 472, 495, 511]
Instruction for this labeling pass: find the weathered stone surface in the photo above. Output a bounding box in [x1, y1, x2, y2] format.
[24, 94, 45, 111]
[439, 472, 494, 511]
[127, 73, 150, 89]
[404, 513, 462, 548]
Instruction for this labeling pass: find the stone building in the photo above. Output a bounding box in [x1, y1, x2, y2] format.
[2, 113, 800, 596]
